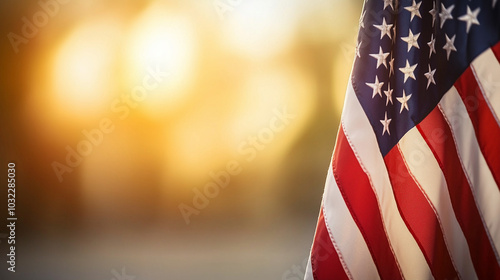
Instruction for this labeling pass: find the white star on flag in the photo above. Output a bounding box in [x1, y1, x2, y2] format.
[443, 34, 457, 60]
[424, 65, 436, 89]
[458, 6, 480, 33]
[383, 0, 394, 11]
[427, 34, 436, 58]
[429, 2, 437, 27]
[399, 60, 418, 83]
[384, 83, 393, 105]
[380, 112, 392, 135]
[439, 3, 455, 28]
[366, 75, 384, 98]
[397, 90, 412, 113]
[401, 29, 420, 52]
[405, 0, 422, 22]
[355, 41, 361, 58]
[374, 18, 393, 40]
[369, 47, 390, 69]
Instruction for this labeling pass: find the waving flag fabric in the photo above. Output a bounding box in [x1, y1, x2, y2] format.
[305, 0, 500, 279]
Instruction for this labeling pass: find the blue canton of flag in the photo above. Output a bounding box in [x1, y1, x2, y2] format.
[354, 0, 497, 156]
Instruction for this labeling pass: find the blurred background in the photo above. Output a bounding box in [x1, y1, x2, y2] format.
[0, 0, 360, 279]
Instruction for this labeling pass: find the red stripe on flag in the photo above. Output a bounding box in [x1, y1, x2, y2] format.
[332, 128, 403, 280]
[490, 42, 500, 63]
[383, 145, 457, 280]
[455, 67, 500, 190]
[417, 107, 500, 279]
[310, 207, 349, 280]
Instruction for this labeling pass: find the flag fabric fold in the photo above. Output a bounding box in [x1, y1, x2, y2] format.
[305, 0, 500, 279]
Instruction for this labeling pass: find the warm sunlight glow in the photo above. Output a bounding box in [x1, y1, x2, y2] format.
[223, 0, 300, 59]
[126, 2, 197, 117]
[231, 67, 315, 152]
[163, 66, 316, 184]
[51, 19, 122, 117]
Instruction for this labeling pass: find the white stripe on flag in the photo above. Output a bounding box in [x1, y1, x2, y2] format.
[439, 87, 500, 262]
[471, 48, 500, 125]
[304, 255, 314, 280]
[341, 79, 433, 280]
[322, 166, 376, 280]
[399, 128, 478, 280]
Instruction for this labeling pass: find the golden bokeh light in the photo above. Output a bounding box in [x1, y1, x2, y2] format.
[3, 0, 363, 278]
[222, 0, 301, 59]
[125, 1, 198, 118]
[230, 66, 315, 149]
[163, 65, 315, 184]
[51, 18, 124, 118]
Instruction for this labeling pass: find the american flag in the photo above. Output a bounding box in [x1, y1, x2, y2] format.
[305, 0, 500, 279]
